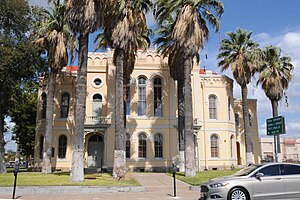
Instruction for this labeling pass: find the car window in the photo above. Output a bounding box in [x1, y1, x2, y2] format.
[234, 165, 261, 176]
[257, 165, 281, 176]
[284, 164, 300, 175]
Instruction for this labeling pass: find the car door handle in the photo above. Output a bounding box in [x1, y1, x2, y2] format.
[275, 178, 281, 180]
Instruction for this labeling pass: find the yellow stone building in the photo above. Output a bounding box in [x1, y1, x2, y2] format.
[34, 49, 260, 171]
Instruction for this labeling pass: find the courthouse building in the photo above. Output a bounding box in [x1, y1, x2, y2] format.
[34, 49, 260, 171]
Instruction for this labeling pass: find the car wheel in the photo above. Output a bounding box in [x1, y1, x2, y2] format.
[228, 188, 249, 200]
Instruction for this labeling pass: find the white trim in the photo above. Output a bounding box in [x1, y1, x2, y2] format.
[91, 76, 104, 88]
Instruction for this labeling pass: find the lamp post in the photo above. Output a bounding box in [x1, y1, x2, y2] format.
[12, 161, 19, 199]
[172, 163, 178, 197]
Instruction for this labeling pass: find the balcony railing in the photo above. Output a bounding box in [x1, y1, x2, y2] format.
[193, 118, 201, 130]
[85, 116, 111, 126]
[173, 118, 202, 130]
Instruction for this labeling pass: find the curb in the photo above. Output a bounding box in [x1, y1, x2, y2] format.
[189, 186, 200, 191]
[0, 186, 146, 195]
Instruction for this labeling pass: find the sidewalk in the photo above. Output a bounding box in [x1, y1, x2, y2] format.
[0, 173, 199, 200]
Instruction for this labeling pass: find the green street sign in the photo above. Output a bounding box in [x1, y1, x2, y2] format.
[266, 116, 286, 135]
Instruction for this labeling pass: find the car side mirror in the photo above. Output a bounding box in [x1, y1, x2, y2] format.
[255, 172, 264, 178]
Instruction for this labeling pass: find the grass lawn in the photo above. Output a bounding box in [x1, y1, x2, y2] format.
[173, 169, 240, 186]
[0, 170, 140, 187]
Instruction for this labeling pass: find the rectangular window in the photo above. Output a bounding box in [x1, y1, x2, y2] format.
[154, 84, 162, 116]
[209, 96, 217, 119]
[126, 84, 130, 115]
[235, 113, 240, 127]
[126, 140, 130, 158]
[228, 97, 231, 121]
[138, 134, 147, 158]
[138, 85, 146, 116]
[211, 136, 219, 158]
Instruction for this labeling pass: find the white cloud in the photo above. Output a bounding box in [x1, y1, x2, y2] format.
[4, 117, 16, 152]
[254, 32, 271, 41]
[285, 121, 300, 138]
[222, 29, 300, 139]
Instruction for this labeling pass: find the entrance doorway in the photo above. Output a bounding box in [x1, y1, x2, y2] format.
[88, 134, 104, 168]
[236, 142, 241, 165]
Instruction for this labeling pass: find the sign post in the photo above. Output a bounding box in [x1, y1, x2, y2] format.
[266, 116, 286, 162]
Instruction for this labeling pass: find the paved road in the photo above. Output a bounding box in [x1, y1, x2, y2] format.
[0, 173, 199, 200]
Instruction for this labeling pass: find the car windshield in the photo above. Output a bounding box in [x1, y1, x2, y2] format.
[233, 165, 262, 176]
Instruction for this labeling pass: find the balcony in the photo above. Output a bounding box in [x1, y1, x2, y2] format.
[193, 118, 202, 130]
[173, 118, 202, 130]
[84, 116, 111, 131]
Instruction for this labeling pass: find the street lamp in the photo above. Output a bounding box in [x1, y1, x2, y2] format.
[12, 161, 20, 199]
[172, 163, 178, 197]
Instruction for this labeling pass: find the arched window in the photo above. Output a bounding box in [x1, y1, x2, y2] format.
[39, 135, 44, 159]
[41, 93, 47, 119]
[138, 77, 147, 116]
[209, 95, 217, 119]
[126, 133, 131, 158]
[58, 135, 67, 159]
[230, 135, 234, 158]
[154, 77, 162, 116]
[89, 135, 103, 142]
[61, 93, 70, 118]
[228, 97, 231, 120]
[92, 94, 102, 117]
[235, 113, 240, 127]
[154, 133, 163, 158]
[126, 79, 131, 115]
[138, 133, 147, 158]
[210, 134, 219, 158]
[249, 113, 252, 126]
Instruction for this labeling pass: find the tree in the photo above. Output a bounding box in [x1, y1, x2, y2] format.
[218, 28, 259, 165]
[155, 0, 223, 176]
[257, 46, 293, 162]
[0, 0, 31, 37]
[154, 16, 185, 171]
[66, 0, 101, 182]
[9, 82, 38, 163]
[0, 0, 42, 174]
[32, 0, 70, 174]
[99, 0, 152, 179]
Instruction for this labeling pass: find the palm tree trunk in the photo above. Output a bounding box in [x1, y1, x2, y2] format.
[178, 77, 185, 172]
[184, 58, 195, 177]
[42, 71, 56, 174]
[70, 33, 88, 182]
[113, 47, 126, 179]
[241, 85, 252, 165]
[0, 105, 7, 174]
[271, 100, 282, 162]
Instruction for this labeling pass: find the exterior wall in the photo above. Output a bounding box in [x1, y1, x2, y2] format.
[34, 49, 260, 171]
[260, 137, 300, 162]
[193, 70, 238, 170]
[234, 99, 261, 165]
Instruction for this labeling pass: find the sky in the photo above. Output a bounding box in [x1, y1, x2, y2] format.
[20, 0, 300, 150]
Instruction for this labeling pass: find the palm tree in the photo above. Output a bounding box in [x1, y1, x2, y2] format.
[65, 0, 101, 182]
[32, 0, 70, 174]
[218, 28, 259, 166]
[154, 17, 185, 172]
[257, 46, 293, 162]
[99, 0, 152, 179]
[155, 0, 224, 177]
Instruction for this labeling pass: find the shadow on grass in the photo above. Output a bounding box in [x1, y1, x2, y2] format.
[52, 170, 114, 180]
[6, 168, 28, 173]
